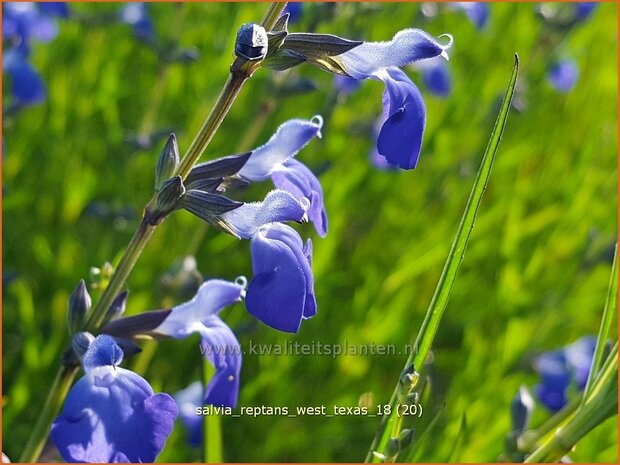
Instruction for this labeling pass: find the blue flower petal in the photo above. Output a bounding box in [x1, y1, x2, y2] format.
[156, 280, 243, 407]
[340, 29, 452, 79]
[376, 69, 426, 169]
[221, 190, 308, 239]
[265, 224, 316, 319]
[52, 336, 177, 463]
[239, 116, 323, 182]
[82, 334, 124, 370]
[246, 224, 309, 332]
[200, 316, 242, 407]
[272, 159, 328, 237]
[548, 59, 578, 93]
[156, 280, 243, 338]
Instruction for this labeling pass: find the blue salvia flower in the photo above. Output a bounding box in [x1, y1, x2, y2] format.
[548, 59, 579, 93]
[534, 336, 596, 412]
[51, 335, 178, 463]
[221, 190, 316, 333]
[156, 279, 245, 407]
[448, 2, 490, 30]
[238, 116, 327, 237]
[337, 29, 452, 169]
[174, 381, 204, 447]
[119, 2, 155, 41]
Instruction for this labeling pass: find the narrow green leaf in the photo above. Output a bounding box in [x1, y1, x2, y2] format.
[582, 243, 617, 402]
[366, 54, 519, 462]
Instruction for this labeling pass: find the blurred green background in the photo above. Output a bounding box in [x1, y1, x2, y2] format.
[3, 2, 618, 462]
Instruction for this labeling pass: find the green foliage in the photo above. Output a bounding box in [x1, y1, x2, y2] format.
[3, 2, 617, 462]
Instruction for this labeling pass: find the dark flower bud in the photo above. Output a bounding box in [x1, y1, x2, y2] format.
[68, 280, 92, 333]
[398, 428, 415, 450]
[154, 133, 180, 190]
[384, 437, 400, 459]
[235, 23, 268, 61]
[511, 385, 535, 434]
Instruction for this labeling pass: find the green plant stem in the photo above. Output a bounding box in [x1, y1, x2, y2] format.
[582, 244, 617, 401]
[202, 359, 222, 463]
[19, 3, 287, 461]
[519, 397, 580, 452]
[365, 54, 519, 462]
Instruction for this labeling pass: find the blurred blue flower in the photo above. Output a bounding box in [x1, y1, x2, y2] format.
[3, 49, 46, 106]
[534, 336, 596, 412]
[38, 2, 70, 18]
[174, 382, 204, 447]
[548, 59, 579, 93]
[416, 55, 452, 98]
[2, 2, 68, 108]
[449, 2, 490, 30]
[239, 116, 327, 237]
[574, 2, 598, 21]
[221, 191, 316, 333]
[333, 74, 361, 95]
[52, 335, 178, 463]
[119, 2, 155, 41]
[338, 29, 452, 169]
[283, 2, 304, 23]
[156, 280, 245, 407]
[3, 2, 63, 52]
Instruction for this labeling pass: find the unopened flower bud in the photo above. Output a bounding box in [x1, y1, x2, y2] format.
[68, 280, 91, 333]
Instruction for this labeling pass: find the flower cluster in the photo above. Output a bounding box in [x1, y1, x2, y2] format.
[50, 16, 453, 462]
